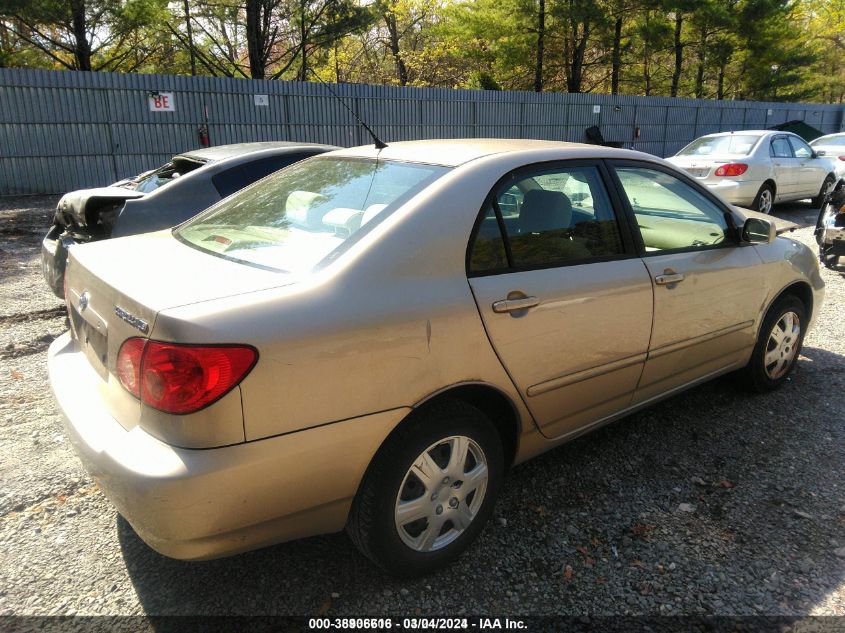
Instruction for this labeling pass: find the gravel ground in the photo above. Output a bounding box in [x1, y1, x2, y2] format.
[0, 195, 843, 617]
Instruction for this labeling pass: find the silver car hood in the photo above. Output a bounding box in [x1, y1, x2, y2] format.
[55, 186, 145, 228]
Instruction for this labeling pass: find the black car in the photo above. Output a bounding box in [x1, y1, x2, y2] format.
[42, 141, 338, 297]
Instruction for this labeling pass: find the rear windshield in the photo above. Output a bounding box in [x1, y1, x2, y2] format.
[175, 157, 450, 274]
[810, 135, 845, 148]
[676, 135, 761, 157]
[131, 156, 206, 193]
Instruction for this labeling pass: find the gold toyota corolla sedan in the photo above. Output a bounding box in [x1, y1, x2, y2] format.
[49, 139, 824, 576]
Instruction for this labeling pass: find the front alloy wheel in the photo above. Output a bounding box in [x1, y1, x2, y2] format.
[763, 311, 801, 380]
[741, 295, 806, 392]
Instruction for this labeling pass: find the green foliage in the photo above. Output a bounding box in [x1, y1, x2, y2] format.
[0, 0, 841, 102]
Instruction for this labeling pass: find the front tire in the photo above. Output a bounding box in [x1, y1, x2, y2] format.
[752, 183, 775, 214]
[740, 295, 806, 392]
[812, 175, 836, 209]
[347, 399, 504, 576]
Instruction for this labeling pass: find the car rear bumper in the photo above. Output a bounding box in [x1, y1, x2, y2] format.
[48, 333, 408, 560]
[701, 179, 762, 207]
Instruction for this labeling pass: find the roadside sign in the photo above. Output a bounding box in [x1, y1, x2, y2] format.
[148, 92, 175, 112]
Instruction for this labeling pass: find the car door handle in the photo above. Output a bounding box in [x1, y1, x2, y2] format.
[492, 296, 540, 313]
[655, 272, 685, 285]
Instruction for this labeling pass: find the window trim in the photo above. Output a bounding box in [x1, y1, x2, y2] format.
[603, 158, 743, 258]
[465, 159, 639, 278]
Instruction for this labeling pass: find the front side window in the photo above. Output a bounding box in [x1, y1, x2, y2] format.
[614, 166, 729, 252]
[770, 138, 793, 158]
[787, 136, 813, 159]
[469, 164, 625, 272]
[176, 157, 449, 273]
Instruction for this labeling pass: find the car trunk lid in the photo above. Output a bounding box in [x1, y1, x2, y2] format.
[55, 187, 145, 232]
[670, 154, 749, 179]
[64, 231, 294, 432]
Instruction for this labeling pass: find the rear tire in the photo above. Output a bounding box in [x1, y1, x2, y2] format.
[752, 183, 775, 214]
[347, 399, 504, 577]
[812, 175, 836, 209]
[740, 295, 806, 393]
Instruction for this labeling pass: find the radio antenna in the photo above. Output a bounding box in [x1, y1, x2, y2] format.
[307, 69, 387, 150]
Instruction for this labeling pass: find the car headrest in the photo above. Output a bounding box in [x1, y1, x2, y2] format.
[286, 190, 327, 225]
[519, 190, 572, 233]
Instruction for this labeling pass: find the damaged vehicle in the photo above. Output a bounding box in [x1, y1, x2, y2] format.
[816, 186, 845, 271]
[49, 139, 824, 576]
[41, 141, 337, 296]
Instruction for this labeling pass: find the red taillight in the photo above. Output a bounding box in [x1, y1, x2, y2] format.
[838, 156, 845, 161]
[117, 338, 146, 398]
[117, 338, 257, 414]
[714, 163, 748, 177]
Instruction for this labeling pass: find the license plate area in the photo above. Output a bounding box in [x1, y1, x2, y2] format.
[685, 167, 710, 178]
[69, 305, 108, 380]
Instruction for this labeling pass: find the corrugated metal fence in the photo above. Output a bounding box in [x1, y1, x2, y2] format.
[1, 68, 843, 195]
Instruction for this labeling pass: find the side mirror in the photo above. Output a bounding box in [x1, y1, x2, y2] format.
[742, 217, 776, 244]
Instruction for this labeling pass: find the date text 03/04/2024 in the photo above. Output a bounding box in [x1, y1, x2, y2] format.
[307, 618, 528, 630]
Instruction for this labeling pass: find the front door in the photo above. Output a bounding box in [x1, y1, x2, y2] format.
[467, 161, 653, 440]
[788, 136, 828, 198]
[609, 162, 768, 403]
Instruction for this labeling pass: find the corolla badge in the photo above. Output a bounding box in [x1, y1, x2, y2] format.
[78, 291, 90, 312]
[114, 306, 149, 334]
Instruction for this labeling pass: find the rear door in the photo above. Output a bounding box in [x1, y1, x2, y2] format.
[608, 161, 767, 403]
[467, 161, 653, 440]
[770, 135, 796, 198]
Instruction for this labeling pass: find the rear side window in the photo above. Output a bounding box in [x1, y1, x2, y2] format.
[770, 138, 793, 158]
[469, 164, 625, 273]
[212, 154, 311, 198]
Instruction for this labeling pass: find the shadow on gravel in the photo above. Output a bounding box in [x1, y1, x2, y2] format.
[0, 196, 58, 286]
[118, 345, 845, 617]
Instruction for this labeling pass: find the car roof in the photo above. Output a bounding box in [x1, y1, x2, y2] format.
[179, 141, 338, 162]
[697, 130, 772, 138]
[329, 138, 659, 167]
[811, 133, 845, 142]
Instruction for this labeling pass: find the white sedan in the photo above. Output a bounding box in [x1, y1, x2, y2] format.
[809, 133, 845, 186]
[667, 131, 836, 213]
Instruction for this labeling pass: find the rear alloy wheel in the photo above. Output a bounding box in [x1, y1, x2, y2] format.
[812, 175, 836, 209]
[740, 295, 806, 392]
[347, 399, 503, 576]
[752, 183, 775, 214]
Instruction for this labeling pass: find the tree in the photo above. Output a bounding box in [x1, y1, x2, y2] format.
[0, 0, 168, 71]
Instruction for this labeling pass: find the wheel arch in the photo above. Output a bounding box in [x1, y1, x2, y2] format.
[762, 178, 777, 195]
[409, 382, 522, 468]
[757, 280, 814, 339]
